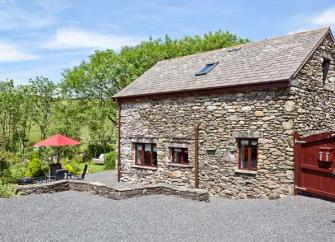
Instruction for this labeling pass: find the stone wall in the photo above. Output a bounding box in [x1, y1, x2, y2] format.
[119, 33, 335, 199]
[17, 180, 209, 201]
[18, 180, 69, 195]
[120, 89, 297, 199]
[291, 33, 335, 134]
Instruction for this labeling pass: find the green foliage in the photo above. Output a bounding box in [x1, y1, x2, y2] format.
[30, 151, 39, 160]
[80, 162, 105, 174]
[25, 157, 44, 178]
[29, 76, 57, 140]
[0, 180, 17, 198]
[87, 143, 113, 158]
[9, 163, 27, 180]
[50, 99, 85, 140]
[0, 150, 17, 198]
[104, 151, 116, 170]
[0, 150, 15, 183]
[63, 159, 81, 175]
[0, 80, 33, 153]
[0, 151, 10, 171]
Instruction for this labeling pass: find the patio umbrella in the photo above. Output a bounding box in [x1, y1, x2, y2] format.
[34, 134, 81, 163]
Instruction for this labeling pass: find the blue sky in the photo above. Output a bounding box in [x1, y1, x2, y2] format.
[0, 0, 335, 85]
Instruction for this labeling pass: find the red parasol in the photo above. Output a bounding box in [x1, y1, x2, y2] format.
[35, 134, 80, 147]
[34, 134, 80, 163]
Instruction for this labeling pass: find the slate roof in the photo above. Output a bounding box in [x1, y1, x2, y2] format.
[114, 28, 331, 98]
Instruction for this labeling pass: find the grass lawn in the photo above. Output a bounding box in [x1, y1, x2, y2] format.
[80, 162, 107, 174]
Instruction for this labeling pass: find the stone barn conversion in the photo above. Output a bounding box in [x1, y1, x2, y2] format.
[113, 27, 335, 199]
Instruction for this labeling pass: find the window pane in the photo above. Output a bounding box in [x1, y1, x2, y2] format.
[136, 144, 142, 165]
[251, 142, 257, 168]
[251, 140, 258, 146]
[200, 63, 214, 73]
[195, 62, 218, 75]
[182, 149, 188, 163]
[144, 144, 151, 166]
[152, 145, 157, 166]
[174, 148, 182, 163]
[240, 142, 248, 168]
[241, 139, 249, 145]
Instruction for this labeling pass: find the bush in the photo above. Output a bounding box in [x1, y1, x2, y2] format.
[0, 180, 17, 198]
[63, 160, 81, 175]
[0, 151, 14, 183]
[104, 151, 116, 170]
[25, 158, 44, 178]
[0, 151, 10, 171]
[10, 163, 27, 180]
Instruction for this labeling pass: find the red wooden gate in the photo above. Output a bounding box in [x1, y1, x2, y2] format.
[293, 131, 335, 200]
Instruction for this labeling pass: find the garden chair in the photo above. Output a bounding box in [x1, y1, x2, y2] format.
[69, 164, 88, 180]
[92, 154, 105, 165]
[49, 163, 69, 181]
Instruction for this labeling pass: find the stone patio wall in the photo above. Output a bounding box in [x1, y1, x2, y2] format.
[17, 180, 209, 201]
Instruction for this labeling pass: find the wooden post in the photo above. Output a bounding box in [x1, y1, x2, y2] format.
[194, 123, 201, 188]
[117, 100, 121, 182]
[292, 131, 300, 195]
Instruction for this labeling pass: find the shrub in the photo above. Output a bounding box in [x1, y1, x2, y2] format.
[104, 151, 116, 170]
[0, 151, 14, 183]
[30, 151, 39, 160]
[0, 151, 10, 171]
[25, 158, 44, 178]
[63, 160, 81, 175]
[0, 180, 17, 198]
[10, 163, 27, 180]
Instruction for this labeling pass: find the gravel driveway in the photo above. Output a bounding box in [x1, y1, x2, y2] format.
[0, 192, 334, 242]
[85, 170, 119, 186]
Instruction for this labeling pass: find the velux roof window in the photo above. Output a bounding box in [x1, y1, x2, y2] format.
[195, 62, 219, 76]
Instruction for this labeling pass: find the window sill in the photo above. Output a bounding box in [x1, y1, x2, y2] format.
[131, 165, 158, 170]
[167, 163, 194, 168]
[234, 168, 257, 175]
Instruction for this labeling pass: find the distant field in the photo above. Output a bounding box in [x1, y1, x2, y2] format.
[28, 125, 41, 145]
[81, 162, 106, 174]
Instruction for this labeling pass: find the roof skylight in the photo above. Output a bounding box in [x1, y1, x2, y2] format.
[195, 62, 219, 76]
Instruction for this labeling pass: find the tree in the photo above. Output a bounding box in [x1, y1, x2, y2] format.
[51, 96, 86, 140]
[29, 76, 57, 140]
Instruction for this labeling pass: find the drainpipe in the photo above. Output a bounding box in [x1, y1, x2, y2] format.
[117, 99, 121, 182]
[194, 123, 201, 188]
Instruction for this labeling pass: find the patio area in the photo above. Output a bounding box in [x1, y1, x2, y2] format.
[0, 191, 334, 242]
[85, 170, 121, 186]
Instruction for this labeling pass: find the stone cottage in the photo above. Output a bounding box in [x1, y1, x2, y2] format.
[113, 28, 335, 199]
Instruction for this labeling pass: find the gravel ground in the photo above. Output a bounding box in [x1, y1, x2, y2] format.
[85, 170, 119, 186]
[0, 192, 334, 242]
[85, 170, 137, 188]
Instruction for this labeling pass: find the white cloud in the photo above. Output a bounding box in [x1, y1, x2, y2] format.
[0, 42, 39, 63]
[0, 7, 54, 30]
[288, 7, 335, 34]
[44, 27, 142, 50]
[310, 7, 335, 26]
[0, 0, 70, 30]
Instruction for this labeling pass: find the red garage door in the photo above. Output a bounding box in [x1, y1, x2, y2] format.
[293, 132, 335, 201]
